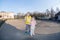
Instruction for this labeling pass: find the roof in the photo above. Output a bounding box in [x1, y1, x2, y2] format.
[55, 11, 60, 16]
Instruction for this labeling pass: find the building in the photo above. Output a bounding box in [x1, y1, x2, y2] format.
[55, 11, 60, 21]
[0, 11, 14, 19]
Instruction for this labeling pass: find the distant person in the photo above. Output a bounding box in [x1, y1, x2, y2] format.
[30, 16, 36, 36]
[25, 13, 32, 34]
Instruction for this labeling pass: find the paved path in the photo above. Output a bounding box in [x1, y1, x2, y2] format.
[0, 19, 60, 40]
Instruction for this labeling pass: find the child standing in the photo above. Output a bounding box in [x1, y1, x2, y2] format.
[25, 13, 31, 34]
[30, 17, 36, 36]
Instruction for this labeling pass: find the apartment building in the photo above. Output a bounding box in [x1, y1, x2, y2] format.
[0, 11, 14, 19]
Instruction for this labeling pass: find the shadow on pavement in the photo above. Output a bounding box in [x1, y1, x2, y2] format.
[0, 23, 27, 40]
[0, 22, 60, 40]
[23, 32, 60, 40]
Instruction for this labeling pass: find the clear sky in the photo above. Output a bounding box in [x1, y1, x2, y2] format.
[0, 0, 60, 13]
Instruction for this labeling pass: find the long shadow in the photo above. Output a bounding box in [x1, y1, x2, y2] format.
[32, 32, 60, 40]
[23, 32, 60, 40]
[0, 22, 60, 40]
[0, 23, 29, 40]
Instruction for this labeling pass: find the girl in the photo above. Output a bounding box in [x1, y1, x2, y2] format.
[30, 17, 36, 36]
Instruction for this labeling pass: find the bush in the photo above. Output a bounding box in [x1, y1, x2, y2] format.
[0, 19, 7, 27]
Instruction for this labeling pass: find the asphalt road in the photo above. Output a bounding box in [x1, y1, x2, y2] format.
[0, 19, 60, 40]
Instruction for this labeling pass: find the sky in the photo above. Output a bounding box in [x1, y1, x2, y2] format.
[0, 0, 60, 13]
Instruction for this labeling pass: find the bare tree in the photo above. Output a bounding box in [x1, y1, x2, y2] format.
[50, 8, 55, 18]
[56, 7, 60, 13]
[46, 9, 50, 16]
[46, 9, 50, 14]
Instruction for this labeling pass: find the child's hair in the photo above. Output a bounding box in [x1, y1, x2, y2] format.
[25, 12, 31, 16]
[32, 16, 35, 20]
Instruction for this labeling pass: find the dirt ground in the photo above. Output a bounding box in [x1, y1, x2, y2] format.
[5, 19, 60, 34]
